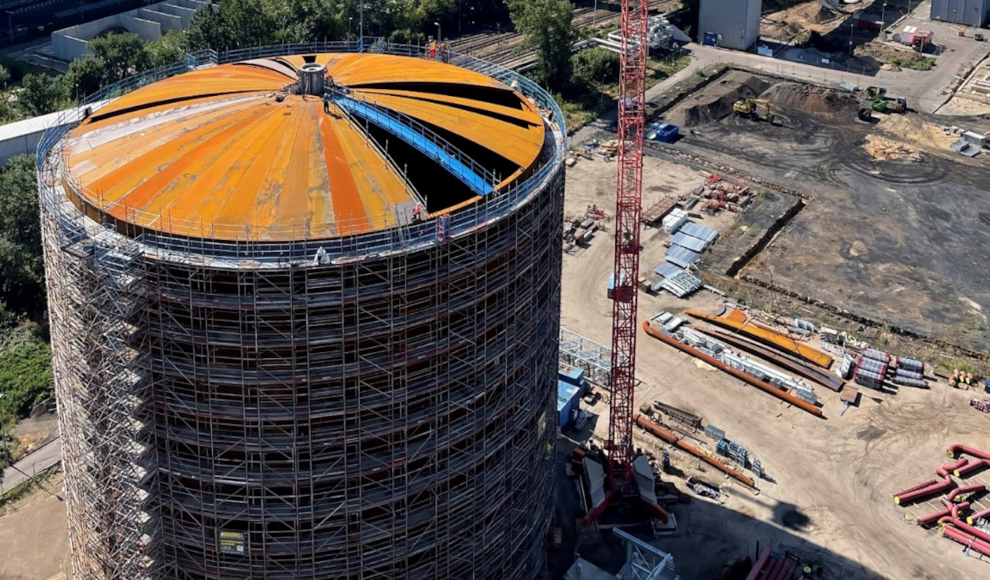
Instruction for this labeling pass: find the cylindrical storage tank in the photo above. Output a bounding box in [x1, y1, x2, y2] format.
[39, 49, 565, 580]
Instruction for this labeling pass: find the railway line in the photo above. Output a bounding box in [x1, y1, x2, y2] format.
[448, 0, 678, 69]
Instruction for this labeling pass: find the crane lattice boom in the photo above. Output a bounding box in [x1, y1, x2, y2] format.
[607, 0, 649, 492]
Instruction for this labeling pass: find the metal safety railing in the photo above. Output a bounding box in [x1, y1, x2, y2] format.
[332, 88, 500, 195]
[36, 39, 566, 266]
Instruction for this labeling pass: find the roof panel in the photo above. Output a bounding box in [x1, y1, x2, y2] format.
[59, 53, 546, 241]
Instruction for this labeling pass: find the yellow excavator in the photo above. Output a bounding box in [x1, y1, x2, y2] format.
[733, 98, 774, 123]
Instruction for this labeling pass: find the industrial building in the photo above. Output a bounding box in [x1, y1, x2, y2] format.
[930, 0, 990, 27]
[698, 0, 762, 51]
[39, 48, 565, 579]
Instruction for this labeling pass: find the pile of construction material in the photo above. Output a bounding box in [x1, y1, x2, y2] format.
[893, 445, 990, 558]
[970, 398, 990, 413]
[949, 369, 978, 389]
[661, 208, 689, 234]
[705, 423, 765, 478]
[694, 175, 750, 215]
[850, 348, 927, 390]
[663, 220, 718, 270]
[642, 196, 680, 227]
[563, 204, 608, 249]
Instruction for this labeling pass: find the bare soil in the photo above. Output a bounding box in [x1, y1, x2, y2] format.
[0, 474, 70, 580]
[560, 153, 990, 579]
[761, 1, 848, 42]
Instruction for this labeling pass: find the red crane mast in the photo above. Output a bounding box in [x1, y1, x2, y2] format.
[607, 0, 649, 493]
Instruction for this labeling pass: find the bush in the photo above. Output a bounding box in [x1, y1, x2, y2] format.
[888, 56, 934, 71]
[0, 340, 52, 420]
[572, 47, 620, 88]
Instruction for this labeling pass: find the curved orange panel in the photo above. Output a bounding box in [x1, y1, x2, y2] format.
[60, 53, 546, 241]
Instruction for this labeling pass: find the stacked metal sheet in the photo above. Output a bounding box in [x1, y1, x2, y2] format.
[666, 246, 701, 268]
[680, 222, 718, 245]
[654, 262, 683, 279]
[671, 231, 708, 253]
[661, 270, 703, 298]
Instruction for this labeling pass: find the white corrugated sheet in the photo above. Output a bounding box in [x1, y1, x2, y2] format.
[0, 99, 111, 167]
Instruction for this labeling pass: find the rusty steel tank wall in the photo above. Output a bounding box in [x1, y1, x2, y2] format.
[39, 42, 565, 580]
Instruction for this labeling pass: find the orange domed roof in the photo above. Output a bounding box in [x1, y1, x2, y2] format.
[60, 53, 546, 241]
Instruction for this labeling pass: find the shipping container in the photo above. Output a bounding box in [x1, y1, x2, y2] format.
[558, 381, 581, 429]
[558, 363, 586, 394]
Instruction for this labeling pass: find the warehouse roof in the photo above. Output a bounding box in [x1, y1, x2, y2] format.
[59, 53, 546, 241]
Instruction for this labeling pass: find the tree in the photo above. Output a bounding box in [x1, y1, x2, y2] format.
[0, 155, 45, 320]
[62, 54, 106, 100]
[0, 65, 9, 90]
[90, 32, 150, 85]
[145, 30, 187, 69]
[572, 47, 620, 88]
[509, 0, 575, 91]
[186, 0, 276, 51]
[16, 73, 67, 117]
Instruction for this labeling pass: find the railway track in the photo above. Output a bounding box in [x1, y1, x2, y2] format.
[448, 0, 678, 69]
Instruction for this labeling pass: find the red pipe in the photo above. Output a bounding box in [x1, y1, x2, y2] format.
[947, 444, 990, 461]
[944, 518, 990, 545]
[745, 547, 772, 580]
[893, 478, 938, 498]
[946, 484, 985, 502]
[967, 506, 990, 525]
[920, 501, 970, 527]
[955, 459, 990, 478]
[943, 525, 990, 557]
[894, 458, 966, 504]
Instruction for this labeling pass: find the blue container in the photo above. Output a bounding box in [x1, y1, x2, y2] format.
[703, 32, 718, 46]
[558, 381, 581, 428]
[653, 123, 679, 143]
[558, 363, 586, 394]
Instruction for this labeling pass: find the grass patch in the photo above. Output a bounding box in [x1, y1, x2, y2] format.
[888, 55, 935, 71]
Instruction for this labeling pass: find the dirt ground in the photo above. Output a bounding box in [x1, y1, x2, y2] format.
[560, 155, 990, 579]
[761, 1, 849, 43]
[658, 70, 990, 354]
[0, 473, 70, 580]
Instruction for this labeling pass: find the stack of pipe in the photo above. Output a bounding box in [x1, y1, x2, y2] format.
[892, 458, 967, 504]
[744, 547, 794, 580]
[938, 445, 990, 556]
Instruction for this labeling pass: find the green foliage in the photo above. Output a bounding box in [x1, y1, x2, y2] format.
[0, 340, 52, 420]
[61, 55, 106, 100]
[888, 56, 934, 71]
[90, 32, 150, 85]
[186, 0, 277, 51]
[572, 47, 619, 88]
[510, 0, 575, 91]
[0, 155, 45, 320]
[144, 31, 188, 69]
[16, 73, 68, 117]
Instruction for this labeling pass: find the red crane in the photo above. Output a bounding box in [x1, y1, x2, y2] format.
[584, 0, 667, 525]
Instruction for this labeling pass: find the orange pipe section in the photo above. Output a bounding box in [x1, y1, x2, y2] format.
[685, 309, 834, 369]
[634, 414, 757, 490]
[642, 322, 825, 418]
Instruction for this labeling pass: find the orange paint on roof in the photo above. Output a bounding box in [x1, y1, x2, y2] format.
[60, 53, 546, 241]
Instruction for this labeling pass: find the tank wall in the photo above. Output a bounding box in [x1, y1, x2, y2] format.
[45, 161, 564, 579]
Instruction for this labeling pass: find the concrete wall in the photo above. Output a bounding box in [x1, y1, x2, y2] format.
[931, 0, 990, 27]
[139, 8, 183, 33]
[52, 0, 210, 61]
[698, 0, 762, 51]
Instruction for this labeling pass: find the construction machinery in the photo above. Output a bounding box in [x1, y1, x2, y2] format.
[864, 86, 907, 113]
[582, 0, 670, 526]
[733, 98, 774, 123]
